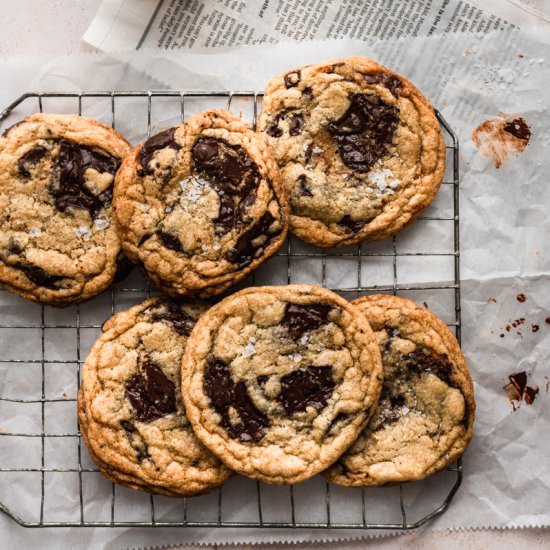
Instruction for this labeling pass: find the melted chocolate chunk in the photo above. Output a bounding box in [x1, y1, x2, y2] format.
[18, 146, 47, 178]
[337, 214, 367, 233]
[8, 240, 23, 255]
[125, 358, 176, 422]
[302, 86, 313, 97]
[257, 375, 269, 388]
[328, 93, 399, 172]
[289, 113, 304, 136]
[203, 355, 269, 442]
[364, 73, 401, 96]
[120, 420, 136, 433]
[225, 211, 280, 267]
[503, 118, 531, 141]
[297, 174, 312, 197]
[50, 138, 119, 217]
[138, 127, 180, 174]
[157, 231, 183, 252]
[191, 137, 261, 234]
[278, 366, 334, 414]
[215, 193, 235, 233]
[146, 301, 196, 337]
[282, 302, 332, 340]
[14, 263, 65, 289]
[266, 110, 304, 138]
[284, 70, 301, 88]
[405, 349, 456, 388]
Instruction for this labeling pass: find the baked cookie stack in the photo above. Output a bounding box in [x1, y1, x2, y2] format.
[0, 56, 474, 497]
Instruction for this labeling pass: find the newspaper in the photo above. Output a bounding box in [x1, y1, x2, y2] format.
[83, 0, 526, 52]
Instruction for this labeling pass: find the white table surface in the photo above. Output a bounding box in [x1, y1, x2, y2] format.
[0, 1, 548, 549]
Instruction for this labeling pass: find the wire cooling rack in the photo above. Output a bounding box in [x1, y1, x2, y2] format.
[0, 91, 461, 529]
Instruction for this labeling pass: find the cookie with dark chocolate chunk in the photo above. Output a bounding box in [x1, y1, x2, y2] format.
[259, 56, 446, 247]
[182, 284, 383, 485]
[114, 109, 288, 298]
[0, 113, 130, 305]
[78, 298, 231, 496]
[325, 295, 475, 487]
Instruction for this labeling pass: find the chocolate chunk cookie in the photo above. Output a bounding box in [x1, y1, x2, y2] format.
[182, 285, 383, 485]
[0, 114, 130, 305]
[325, 295, 474, 487]
[114, 109, 288, 297]
[78, 298, 232, 496]
[259, 57, 446, 247]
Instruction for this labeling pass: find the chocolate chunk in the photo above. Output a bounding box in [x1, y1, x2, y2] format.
[524, 385, 539, 405]
[157, 230, 183, 252]
[284, 70, 301, 88]
[257, 375, 269, 388]
[203, 355, 269, 442]
[225, 211, 280, 267]
[278, 366, 334, 414]
[192, 137, 258, 192]
[50, 138, 120, 216]
[120, 420, 136, 433]
[328, 93, 398, 172]
[364, 73, 402, 96]
[266, 122, 283, 138]
[405, 349, 456, 388]
[302, 86, 313, 98]
[191, 137, 262, 235]
[289, 113, 304, 136]
[266, 110, 304, 139]
[215, 193, 235, 233]
[18, 146, 47, 178]
[14, 263, 65, 289]
[145, 300, 196, 337]
[504, 118, 531, 141]
[338, 214, 366, 233]
[282, 302, 332, 340]
[8, 240, 23, 255]
[138, 127, 180, 174]
[125, 358, 177, 422]
[113, 253, 133, 283]
[297, 174, 312, 197]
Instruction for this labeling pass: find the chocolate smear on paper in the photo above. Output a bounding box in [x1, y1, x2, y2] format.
[471, 116, 531, 169]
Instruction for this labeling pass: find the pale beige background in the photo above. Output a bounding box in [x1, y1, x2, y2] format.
[0, 1, 548, 548]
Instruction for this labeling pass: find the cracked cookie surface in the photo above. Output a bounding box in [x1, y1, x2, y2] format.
[325, 295, 475, 487]
[0, 114, 130, 305]
[182, 284, 383, 485]
[114, 109, 288, 298]
[259, 56, 446, 247]
[78, 298, 232, 496]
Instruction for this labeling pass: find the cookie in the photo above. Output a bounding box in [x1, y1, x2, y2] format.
[0, 114, 130, 305]
[325, 295, 475, 487]
[114, 109, 288, 298]
[78, 298, 232, 496]
[182, 284, 383, 485]
[259, 57, 446, 247]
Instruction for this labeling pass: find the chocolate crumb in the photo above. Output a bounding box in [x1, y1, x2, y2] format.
[499, 333, 505, 338]
[532, 324, 540, 333]
[516, 293, 526, 303]
[545, 317, 550, 325]
[503, 371, 540, 410]
[488, 297, 497, 303]
[422, 301, 428, 309]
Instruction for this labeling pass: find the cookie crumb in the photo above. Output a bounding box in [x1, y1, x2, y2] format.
[516, 293, 526, 303]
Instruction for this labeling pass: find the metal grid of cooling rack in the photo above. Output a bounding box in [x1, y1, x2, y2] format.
[0, 91, 461, 529]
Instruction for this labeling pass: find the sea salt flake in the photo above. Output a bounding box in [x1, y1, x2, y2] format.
[213, 244, 221, 251]
[249, 337, 257, 344]
[299, 335, 309, 345]
[312, 146, 323, 154]
[28, 228, 42, 237]
[242, 344, 256, 357]
[94, 218, 110, 230]
[292, 353, 302, 363]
